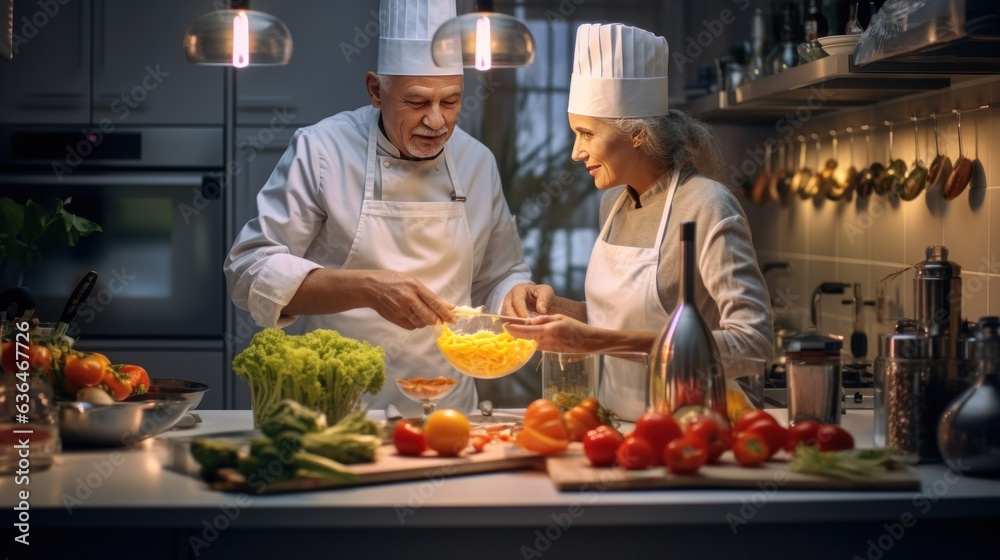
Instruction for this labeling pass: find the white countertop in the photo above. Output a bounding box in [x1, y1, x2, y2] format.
[4, 408, 1000, 531]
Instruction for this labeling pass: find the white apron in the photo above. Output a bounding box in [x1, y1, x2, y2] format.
[584, 171, 679, 421]
[318, 110, 477, 417]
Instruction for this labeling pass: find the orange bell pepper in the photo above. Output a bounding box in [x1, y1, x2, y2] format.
[564, 397, 604, 442]
[517, 399, 569, 455]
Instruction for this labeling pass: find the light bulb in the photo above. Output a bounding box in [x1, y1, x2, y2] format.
[232, 11, 250, 68]
[475, 16, 491, 71]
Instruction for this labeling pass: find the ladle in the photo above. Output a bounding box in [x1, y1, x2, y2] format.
[926, 112, 953, 192]
[822, 131, 847, 200]
[857, 128, 882, 197]
[790, 136, 812, 197]
[900, 117, 928, 201]
[829, 128, 857, 200]
[800, 134, 824, 199]
[877, 121, 907, 196]
[943, 108, 973, 201]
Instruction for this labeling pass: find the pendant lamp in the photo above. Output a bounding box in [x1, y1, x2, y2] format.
[431, 0, 534, 71]
[184, 0, 292, 67]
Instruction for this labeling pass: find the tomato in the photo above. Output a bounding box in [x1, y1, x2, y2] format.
[785, 420, 823, 452]
[583, 425, 624, 467]
[1, 342, 52, 375]
[634, 411, 683, 465]
[564, 398, 603, 442]
[732, 431, 770, 467]
[517, 399, 569, 455]
[614, 436, 655, 470]
[118, 364, 151, 396]
[423, 409, 470, 456]
[687, 418, 732, 464]
[393, 420, 427, 456]
[816, 425, 855, 452]
[98, 368, 132, 401]
[745, 419, 787, 459]
[63, 352, 110, 393]
[470, 434, 489, 453]
[734, 409, 778, 434]
[663, 436, 708, 475]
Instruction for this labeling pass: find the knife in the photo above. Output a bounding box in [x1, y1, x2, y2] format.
[55, 271, 99, 338]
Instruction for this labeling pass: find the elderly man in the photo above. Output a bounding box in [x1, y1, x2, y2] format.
[225, 0, 532, 415]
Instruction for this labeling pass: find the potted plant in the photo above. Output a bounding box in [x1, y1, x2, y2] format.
[0, 197, 102, 288]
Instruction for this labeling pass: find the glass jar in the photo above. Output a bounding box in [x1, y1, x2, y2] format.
[1, 372, 61, 475]
[784, 329, 843, 425]
[938, 317, 1000, 477]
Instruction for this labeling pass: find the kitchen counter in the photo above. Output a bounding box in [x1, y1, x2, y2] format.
[3, 409, 999, 559]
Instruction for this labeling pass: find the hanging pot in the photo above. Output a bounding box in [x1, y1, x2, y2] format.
[750, 142, 772, 205]
[927, 113, 953, 193]
[876, 122, 906, 196]
[800, 136, 824, 199]
[900, 118, 928, 201]
[856, 129, 881, 198]
[790, 138, 813, 197]
[943, 109, 974, 201]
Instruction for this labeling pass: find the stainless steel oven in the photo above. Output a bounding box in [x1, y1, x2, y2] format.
[0, 126, 228, 408]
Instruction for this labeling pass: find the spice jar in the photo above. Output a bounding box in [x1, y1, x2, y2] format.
[882, 320, 950, 462]
[938, 317, 1000, 477]
[784, 329, 843, 425]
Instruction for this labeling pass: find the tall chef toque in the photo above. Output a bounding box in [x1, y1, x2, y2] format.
[567, 23, 670, 118]
[378, 0, 462, 76]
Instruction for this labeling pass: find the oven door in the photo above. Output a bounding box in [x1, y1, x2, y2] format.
[0, 171, 224, 339]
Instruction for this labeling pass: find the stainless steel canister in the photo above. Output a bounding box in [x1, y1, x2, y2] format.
[914, 245, 962, 355]
[784, 329, 843, 426]
[881, 321, 951, 462]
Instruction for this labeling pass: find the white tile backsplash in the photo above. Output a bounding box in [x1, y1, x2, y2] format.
[735, 78, 1000, 353]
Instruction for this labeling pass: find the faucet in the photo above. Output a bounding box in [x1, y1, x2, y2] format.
[811, 282, 876, 360]
[811, 282, 852, 329]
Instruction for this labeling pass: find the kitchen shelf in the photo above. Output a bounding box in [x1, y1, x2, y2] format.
[681, 53, 953, 124]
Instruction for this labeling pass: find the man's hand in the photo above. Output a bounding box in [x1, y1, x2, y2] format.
[365, 270, 456, 330]
[502, 283, 556, 317]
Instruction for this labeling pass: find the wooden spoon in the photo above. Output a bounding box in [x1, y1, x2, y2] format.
[943, 109, 973, 201]
[751, 144, 771, 205]
[926, 113, 953, 192]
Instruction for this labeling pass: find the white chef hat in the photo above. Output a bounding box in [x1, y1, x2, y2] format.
[567, 23, 670, 118]
[378, 0, 462, 76]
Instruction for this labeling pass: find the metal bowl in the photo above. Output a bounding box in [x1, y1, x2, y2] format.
[59, 393, 193, 447]
[139, 378, 210, 409]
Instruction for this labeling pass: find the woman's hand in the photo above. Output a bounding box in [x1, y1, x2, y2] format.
[502, 283, 556, 317]
[503, 314, 597, 353]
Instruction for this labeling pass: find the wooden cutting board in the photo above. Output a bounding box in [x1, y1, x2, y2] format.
[546, 445, 921, 492]
[198, 441, 545, 494]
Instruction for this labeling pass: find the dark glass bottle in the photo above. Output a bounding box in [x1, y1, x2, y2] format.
[804, 0, 829, 41]
[938, 317, 1000, 478]
[650, 222, 726, 419]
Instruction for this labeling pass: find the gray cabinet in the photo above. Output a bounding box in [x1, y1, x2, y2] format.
[234, 0, 378, 126]
[0, 0, 223, 126]
[91, 0, 223, 125]
[0, 0, 92, 124]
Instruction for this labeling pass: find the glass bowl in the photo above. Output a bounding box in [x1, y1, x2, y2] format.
[434, 315, 537, 379]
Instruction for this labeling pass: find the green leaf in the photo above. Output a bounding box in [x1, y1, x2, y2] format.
[0, 198, 25, 260]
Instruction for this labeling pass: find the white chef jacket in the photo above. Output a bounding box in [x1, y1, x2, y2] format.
[225, 105, 532, 410]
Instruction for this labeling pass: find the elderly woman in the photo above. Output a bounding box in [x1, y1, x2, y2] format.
[503, 23, 773, 419]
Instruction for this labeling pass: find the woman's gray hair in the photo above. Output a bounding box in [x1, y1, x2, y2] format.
[611, 109, 725, 182]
